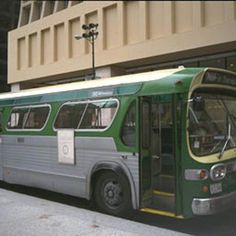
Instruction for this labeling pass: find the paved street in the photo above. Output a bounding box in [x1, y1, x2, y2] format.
[1, 182, 236, 236]
[0, 186, 187, 236]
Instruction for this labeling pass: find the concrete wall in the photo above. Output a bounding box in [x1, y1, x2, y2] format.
[8, 1, 236, 85]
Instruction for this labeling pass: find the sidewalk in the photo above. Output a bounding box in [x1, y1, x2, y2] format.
[0, 188, 189, 236]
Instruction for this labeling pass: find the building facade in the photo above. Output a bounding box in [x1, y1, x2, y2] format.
[8, 1, 236, 90]
[0, 0, 20, 92]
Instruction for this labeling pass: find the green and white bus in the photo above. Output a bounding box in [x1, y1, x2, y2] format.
[0, 67, 236, 219]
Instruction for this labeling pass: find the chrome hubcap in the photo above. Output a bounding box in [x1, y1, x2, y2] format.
[103, 181, 122, 207]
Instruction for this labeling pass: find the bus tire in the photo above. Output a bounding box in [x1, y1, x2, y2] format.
[94, 171, 131, 216]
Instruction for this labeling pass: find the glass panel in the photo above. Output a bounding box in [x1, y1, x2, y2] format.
[71, 1, 83, 6]
[188, 92, 236, 156]
[24, 106, 50, 129]
[79, 100, 117, 129]
[151, 102, 160, 156]
[142, 101, 150, 148]
[64, 0, 69, 7]
[7, 108, 29, 129]
[121, 102, 136, 146]
[54, 103, 86, 129]
[160, 103, 173, 154]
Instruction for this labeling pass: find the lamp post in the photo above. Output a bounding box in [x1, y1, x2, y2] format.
[75, 23, 99, 80]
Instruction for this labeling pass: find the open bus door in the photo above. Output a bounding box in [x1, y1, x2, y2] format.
[139, 97, 153, 207]
[140, 95, 178, 217]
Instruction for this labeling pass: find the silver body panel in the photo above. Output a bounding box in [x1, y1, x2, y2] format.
[0, 135, 139, 208]
[192, 191, 236, 215]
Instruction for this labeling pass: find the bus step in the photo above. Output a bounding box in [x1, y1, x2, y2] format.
[153, 175, 175, 193]
[141, 208, 183, 219]
[150, 190, 175, 213]
[153, 190, 175, 197]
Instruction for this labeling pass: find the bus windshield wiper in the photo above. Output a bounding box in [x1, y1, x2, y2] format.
[217, 98, 236, 159]
[219, 119, 231, 159]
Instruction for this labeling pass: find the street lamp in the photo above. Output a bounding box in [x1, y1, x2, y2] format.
[75, 23, 99, 80]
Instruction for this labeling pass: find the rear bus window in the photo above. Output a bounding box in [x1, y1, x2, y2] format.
[7, 105, 50, 130]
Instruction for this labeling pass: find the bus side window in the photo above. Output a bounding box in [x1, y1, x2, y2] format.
[54, 103, 86, 129]
[24, 106, 50, 129]
[7, 108, 29, 129]
[7, 106, 50, 130]
[121, 102, 136, 147]
[79, 100, 117, 130]
[55, 100, 118, 130]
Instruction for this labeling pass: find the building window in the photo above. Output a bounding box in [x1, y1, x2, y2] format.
[71, 1, 83, 6]
[21, 6, 31, 26]
[31, 1, 43, 22]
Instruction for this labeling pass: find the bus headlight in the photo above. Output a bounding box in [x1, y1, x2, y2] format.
[210, 164, 226, 181]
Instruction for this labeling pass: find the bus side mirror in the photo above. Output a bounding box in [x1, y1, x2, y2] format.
[193, 96, 205, 111]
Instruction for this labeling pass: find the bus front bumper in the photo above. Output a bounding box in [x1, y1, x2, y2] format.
[192, 191, 236, 215]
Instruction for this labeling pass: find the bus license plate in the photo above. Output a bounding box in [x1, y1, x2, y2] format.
[210, 183, 222, 194]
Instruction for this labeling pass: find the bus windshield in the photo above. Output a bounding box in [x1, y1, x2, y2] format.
[188, 92, 236, 157]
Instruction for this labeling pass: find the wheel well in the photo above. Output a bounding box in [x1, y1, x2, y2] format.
[91, 169, 105, 196]
[89, 162, 137, 211]
[90, 167, 130, 198]
[90, 167, 134, 215]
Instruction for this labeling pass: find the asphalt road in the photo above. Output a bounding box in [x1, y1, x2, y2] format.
[0, 182, 236, 236]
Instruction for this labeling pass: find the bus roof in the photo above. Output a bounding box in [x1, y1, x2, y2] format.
[0, 67, 205, 106]
[0, 68, 193, 99]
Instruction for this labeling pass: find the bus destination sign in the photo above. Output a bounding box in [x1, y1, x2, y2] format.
[203, 71, 236, 87]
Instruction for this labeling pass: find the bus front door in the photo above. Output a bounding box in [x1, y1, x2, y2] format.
[140, 96, 176, 216]
[152, 98, 176, 214]
[139, 97, 152, 207]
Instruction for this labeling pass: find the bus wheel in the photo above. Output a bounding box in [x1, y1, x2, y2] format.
[94, 171, 131, 216]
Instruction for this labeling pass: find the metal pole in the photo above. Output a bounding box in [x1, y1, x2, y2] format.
[91, 32, 95, 80]
[75, 23, 98, 80]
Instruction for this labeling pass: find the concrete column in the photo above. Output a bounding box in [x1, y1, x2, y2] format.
[11, 83, 20, 92]
[96, 66, 125, 79]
